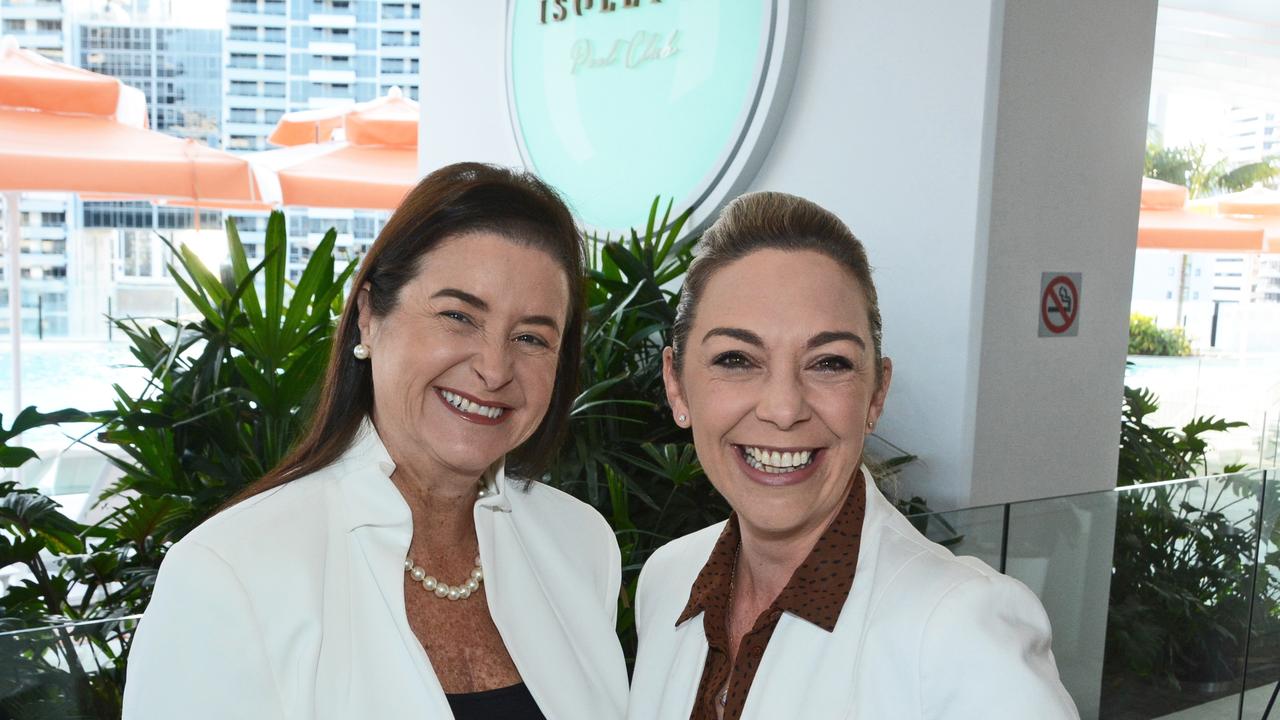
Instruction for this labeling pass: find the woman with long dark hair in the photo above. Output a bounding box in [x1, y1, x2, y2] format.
[124, 163, 628, 720]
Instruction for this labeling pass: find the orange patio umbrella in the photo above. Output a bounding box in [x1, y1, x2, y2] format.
[0, 35, 273, 414]
[1137, 177, 1265, 253]
[0, 36, 271, 204]
[1216, 184, 1280, 217]
[1202, 185, 1280, 253]
[254, 87, 419, 210]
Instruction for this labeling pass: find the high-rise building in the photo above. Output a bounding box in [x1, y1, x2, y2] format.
[223, 0, 419, 280]
[74, 23, 223, 323]
[1, 0, 69, 61]
[1225, 105, 1280, 168]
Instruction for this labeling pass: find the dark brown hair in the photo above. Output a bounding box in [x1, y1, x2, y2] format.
[671, 191, 884, 383]
[228, 162, 585, 507]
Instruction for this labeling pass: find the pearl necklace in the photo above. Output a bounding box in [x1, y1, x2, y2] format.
[404, 555, 483, 601]
[401, 482, 491, 601]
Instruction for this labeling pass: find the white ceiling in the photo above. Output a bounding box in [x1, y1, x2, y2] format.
[1154, 0, 1280, 107]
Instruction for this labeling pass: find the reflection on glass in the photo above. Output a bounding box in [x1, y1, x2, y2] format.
[0, 616, 140, 717]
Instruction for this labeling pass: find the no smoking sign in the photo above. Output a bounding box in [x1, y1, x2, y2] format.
[1039, 272, 1081, 337]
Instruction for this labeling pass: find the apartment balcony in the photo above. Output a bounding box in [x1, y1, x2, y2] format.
[308, 69, 356, 84]
[18, 253, 68, 268]
[225, 67, 284, 83]
[308, 41, 357, 56]
[306, 96, 354, 110]
[380, 17, 418, 31]
[378, 44, 417, 59]
[222, 121, 274, 137]
[309, 13, 357, 28]
[20, 32, 63, 48]
[378, 71, 418, 85]
[226, 38, 287, 55]
[2, 3, 60, 19]
[228, 1, 285, 15]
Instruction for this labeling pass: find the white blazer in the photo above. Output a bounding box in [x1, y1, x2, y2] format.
[627, 473, 1080, 720]
[123, 422, 629, 720]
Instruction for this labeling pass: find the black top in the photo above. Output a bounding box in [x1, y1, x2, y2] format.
[446, 682, 546, 720]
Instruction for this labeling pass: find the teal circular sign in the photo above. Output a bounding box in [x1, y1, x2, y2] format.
[507, 0, 801, 235]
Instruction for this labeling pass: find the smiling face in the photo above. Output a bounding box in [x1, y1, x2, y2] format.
[357, 231, 570, 486]
[663, 249, 892, 541]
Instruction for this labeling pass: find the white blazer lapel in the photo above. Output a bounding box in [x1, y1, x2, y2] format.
[334, 425, 455, 719]
[476, 466, 617, 720]
[660, 618, 712, 720]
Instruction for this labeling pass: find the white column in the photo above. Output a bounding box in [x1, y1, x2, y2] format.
[4, 192, 22, 420]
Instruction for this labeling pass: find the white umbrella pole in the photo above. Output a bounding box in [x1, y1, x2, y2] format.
[3, 192, 20, 422]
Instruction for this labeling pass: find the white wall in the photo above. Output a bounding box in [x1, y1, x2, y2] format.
[419, 2, 520, 172]
[969, 0, 1156, 506]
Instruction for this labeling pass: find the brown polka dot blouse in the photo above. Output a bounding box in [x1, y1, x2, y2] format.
[675, 471, 866, 720]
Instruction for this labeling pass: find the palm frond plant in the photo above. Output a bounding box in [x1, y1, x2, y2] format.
[90, 212, 355, 616]
[545, 199, 725, 651]
[1103, 382, 1263, 709]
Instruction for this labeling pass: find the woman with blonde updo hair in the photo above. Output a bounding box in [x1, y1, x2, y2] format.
[627, 191, 1078, 720]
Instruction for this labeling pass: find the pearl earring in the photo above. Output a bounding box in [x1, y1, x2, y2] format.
[353, 343, 370, 360]
[866, 419, 874, 430]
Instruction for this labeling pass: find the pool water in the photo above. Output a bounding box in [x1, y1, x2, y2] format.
[0, 340, 150, 452]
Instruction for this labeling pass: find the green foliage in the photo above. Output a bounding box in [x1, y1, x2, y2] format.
[1219, 159, 1280, 193]
[1146, 142, 1228, 200]
[1118, 384, 1246, 486]
[1106, 382, 1259, 691]
[0, 410, 122, 719]
[544, 198, 722, 651]
[1128, 314, 1192, 357]
[83, 212, 353, 618]
[1145, 133, 1280, 198]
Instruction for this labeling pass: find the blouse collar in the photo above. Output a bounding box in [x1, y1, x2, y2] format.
[676, 468, 868, 633]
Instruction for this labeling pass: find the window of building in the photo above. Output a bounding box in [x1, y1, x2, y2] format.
[35, 19, 60, 33]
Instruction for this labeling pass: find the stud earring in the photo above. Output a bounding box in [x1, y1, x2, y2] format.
[866, 419, 875, 430]
[678, 414, 687, 424]
[353, 343, 370, 360]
